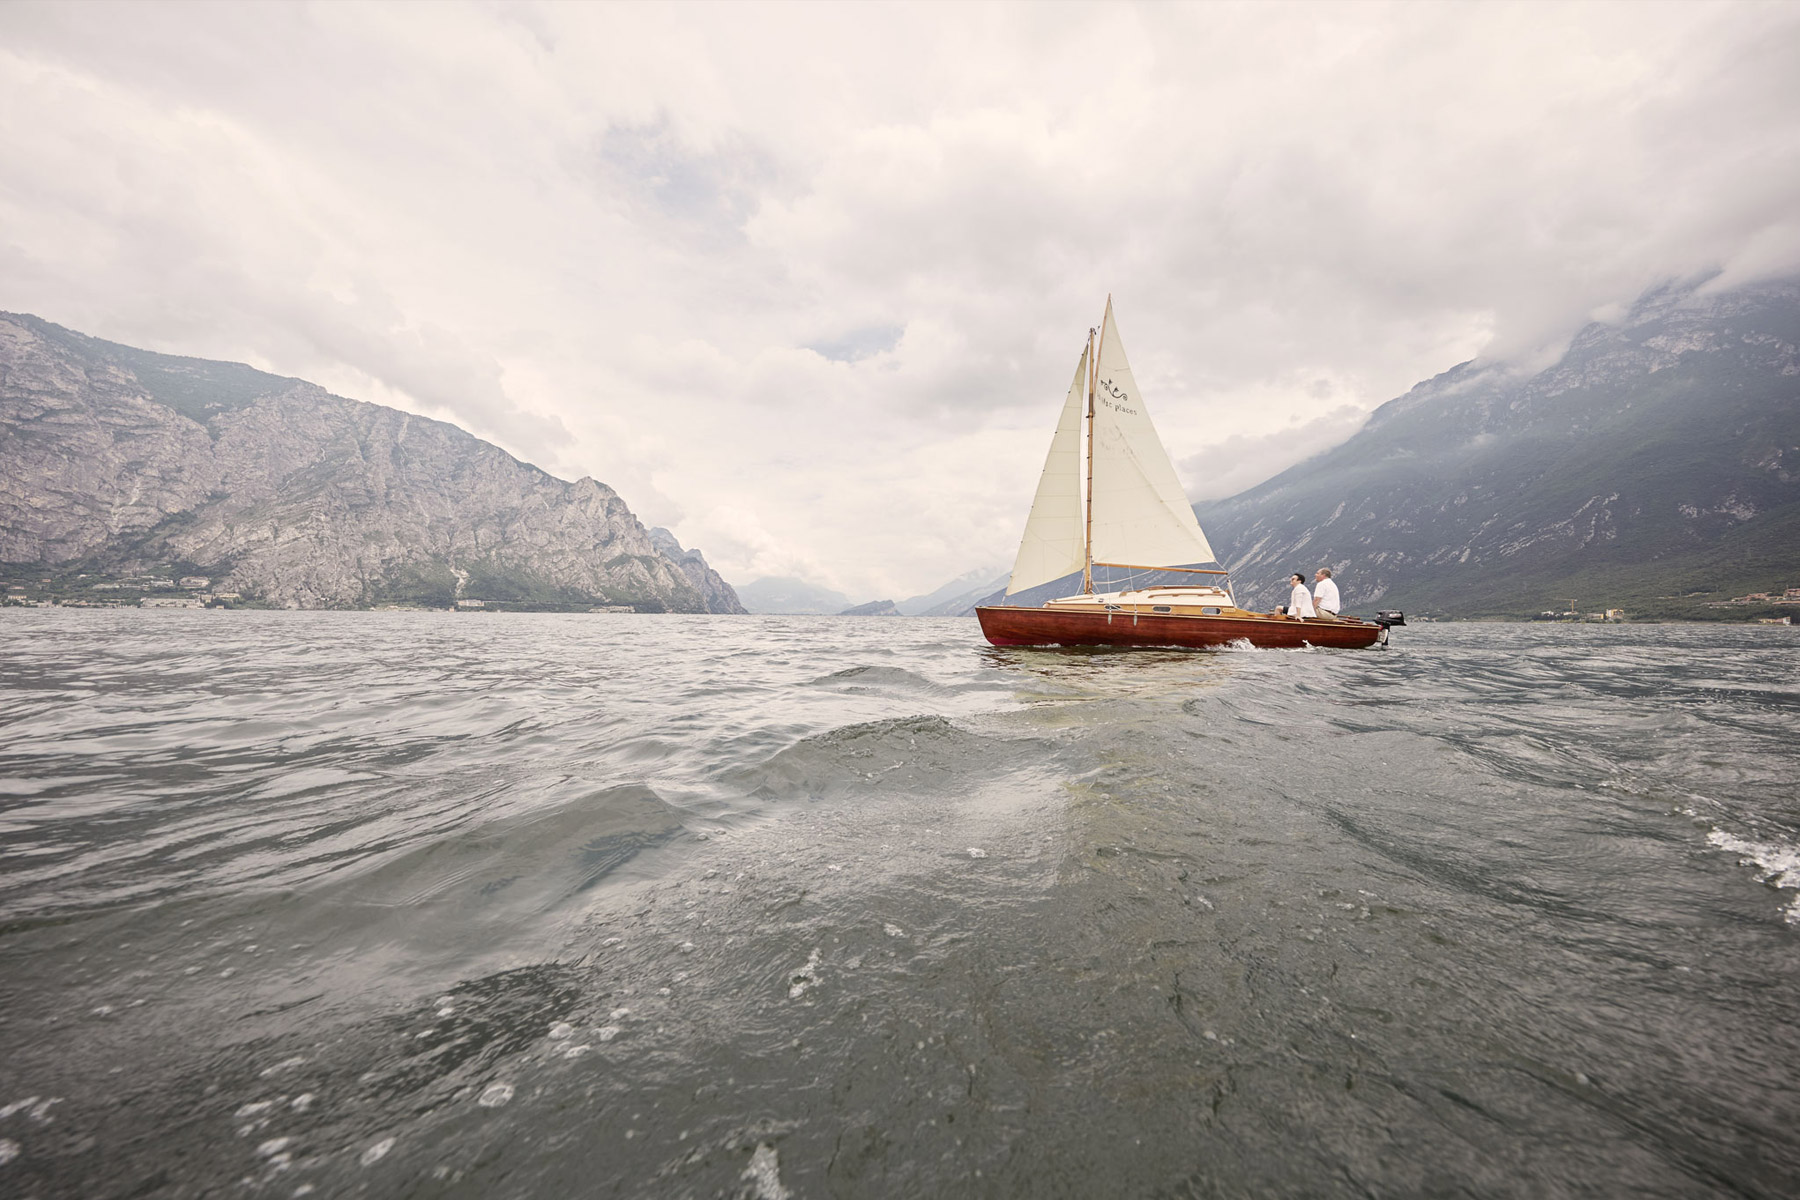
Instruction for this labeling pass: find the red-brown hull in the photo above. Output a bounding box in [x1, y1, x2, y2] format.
[975, 605, 1384, 650]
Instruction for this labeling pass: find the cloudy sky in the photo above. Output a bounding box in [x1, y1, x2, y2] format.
[3, 2, 1798, 600]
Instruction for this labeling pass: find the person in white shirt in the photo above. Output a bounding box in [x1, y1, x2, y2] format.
[1312, 567, 1341, 616]
[1285, 573, 1316, 618]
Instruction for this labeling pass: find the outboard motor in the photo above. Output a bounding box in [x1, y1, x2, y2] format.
[1373, 611, 1406, 627]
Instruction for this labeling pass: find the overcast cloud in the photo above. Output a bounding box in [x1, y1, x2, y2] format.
[3, 1, 1797, 599]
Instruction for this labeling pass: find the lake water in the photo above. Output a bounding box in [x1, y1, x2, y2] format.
[2, 611, 1797, 1198]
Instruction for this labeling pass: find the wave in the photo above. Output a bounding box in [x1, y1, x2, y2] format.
[1707, 829, 1800, 924]
[802, 665, 951, 693]
[724, 714, 1031, 803]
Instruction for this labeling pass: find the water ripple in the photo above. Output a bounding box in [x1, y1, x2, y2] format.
[2, 612, 1797, 1196]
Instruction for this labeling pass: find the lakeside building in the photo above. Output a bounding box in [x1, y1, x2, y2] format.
[1710, 585, 1800, 607]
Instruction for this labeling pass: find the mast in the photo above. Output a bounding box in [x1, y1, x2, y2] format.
[1082, 315, 1099, 593]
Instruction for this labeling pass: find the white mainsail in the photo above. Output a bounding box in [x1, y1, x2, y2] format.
[1087, 299, 1216, 571]
[1006, 343, 1090, 595]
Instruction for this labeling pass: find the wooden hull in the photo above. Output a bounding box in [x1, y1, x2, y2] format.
[975, 604, 1384, 650]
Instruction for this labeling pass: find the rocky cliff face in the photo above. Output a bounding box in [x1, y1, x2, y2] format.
[1195, 276, 1800, 617]
[645, 527, 745, 615]
[0, 314, 746, 612]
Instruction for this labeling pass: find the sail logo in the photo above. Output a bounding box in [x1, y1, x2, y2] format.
[1097, 378, 1139, 416]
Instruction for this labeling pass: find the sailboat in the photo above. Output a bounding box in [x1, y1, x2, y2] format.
[975, 298, 1400, 650]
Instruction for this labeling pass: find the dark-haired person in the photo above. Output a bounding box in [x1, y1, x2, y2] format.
[1285, 573, 1315, 619]
[1312, 567, 1340, 617]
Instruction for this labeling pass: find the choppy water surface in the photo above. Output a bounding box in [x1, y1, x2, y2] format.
[2, 612, 1798, 1198]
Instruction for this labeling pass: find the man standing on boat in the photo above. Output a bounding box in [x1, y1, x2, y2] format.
[1313, 568, 1341, 617]
[1286, 573, 1316, 619]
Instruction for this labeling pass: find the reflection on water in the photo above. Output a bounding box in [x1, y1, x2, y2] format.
[2, 612, 1798, 1197]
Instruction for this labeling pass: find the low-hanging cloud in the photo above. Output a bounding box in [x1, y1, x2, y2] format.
[1181, 405, 1372, 503]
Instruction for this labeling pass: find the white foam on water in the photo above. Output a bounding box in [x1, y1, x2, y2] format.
[788, 948, 822, 1000]
[290, 1094, 314, 1113]
[477, 1082, 514, 1108]
[359, 1137, 394, 1166]
[966, 848, 988, 859]
[596, 1025, 622, 1042]
[0, 1097, 60, 1123]
[1708, 829, 1800, 923]
[608, 1007, 631, 1020]
[257, 1138, 291, 1157]
[883, 924, 905, 938]
[0, 1138, 19, 1166]
[234, 1101, 274, 1119]
[548, 1022, 574, 1040]
[742, 1143, 792, 1200]
[259, 1057, 306, 1078]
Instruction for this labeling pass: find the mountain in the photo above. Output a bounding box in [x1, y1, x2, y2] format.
[896, 566, 1007, 616]
[0, 313, 745, 612]
[1195, 276, 1800, 619]
[839, 599, 901, 616]
[735, 576, 852, 614]
[645, 527, 745, 615]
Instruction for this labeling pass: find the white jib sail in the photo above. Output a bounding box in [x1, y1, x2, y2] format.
[1088, 299, 1217, 570]
[1006, 342, 1090, 595]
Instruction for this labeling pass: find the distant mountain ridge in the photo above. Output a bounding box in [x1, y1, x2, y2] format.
[840, 599, 901, 616]
[1195, 275, 1800, 618]
[735, 576, 851, 615]
[735, 566, 1007, 618]
[0, 313, 745, 612]
[897, 566, 1007, 617]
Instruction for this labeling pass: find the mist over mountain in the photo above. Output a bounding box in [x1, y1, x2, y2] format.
[1195, 275, 1800, 619]
[0, 314, 745, 612]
